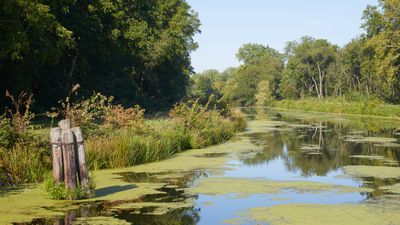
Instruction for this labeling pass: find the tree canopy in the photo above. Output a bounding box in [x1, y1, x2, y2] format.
[0, 0, 200, 111]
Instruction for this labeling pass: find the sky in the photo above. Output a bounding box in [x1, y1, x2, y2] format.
[187, 0, 379, 73]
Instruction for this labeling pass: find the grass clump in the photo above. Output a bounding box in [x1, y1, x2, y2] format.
[43, 175, 96, 200]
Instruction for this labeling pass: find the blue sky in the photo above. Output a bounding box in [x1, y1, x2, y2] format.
[187, 0, 379, 73]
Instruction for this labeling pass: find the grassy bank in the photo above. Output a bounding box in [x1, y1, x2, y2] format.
[0, 97, 246, 186]
[86, 108, 246, 170]
[272, 97, 400, 118]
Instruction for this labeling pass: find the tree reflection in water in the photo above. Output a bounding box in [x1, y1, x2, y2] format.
[241, 108, 400, 198]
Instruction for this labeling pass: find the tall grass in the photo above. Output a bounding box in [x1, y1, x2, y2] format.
[85, 104, 246, 170]
[272, 97, 400, 118]
[0, 143, 51, 185]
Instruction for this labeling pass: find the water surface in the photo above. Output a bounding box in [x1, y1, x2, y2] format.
[12, 109, 400, 225]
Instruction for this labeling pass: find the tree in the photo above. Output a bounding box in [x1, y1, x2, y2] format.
[361, 0, 400, 102]
[188, 69, 222, 104]
[224, 43, 283, 106]
[255, 80, 274, 107]
[0, 0, 200, 111]
[281, 37, 338, 99]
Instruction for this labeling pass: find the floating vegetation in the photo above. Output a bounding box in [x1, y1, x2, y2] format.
[349, 155, 385, 160]
[238, 201, 400, 225]
[373, 142, 400, 148]
[194, 153, 229, 158]
[380, 183, 400, 194]
[188, 177, 372, 197]
[349, 155, 399, 166]
[300, 144, 322, 151]
[300, 144, 323, 155]
[344, 136, 398, 144]
[72, 217, 130, 225]
[246, 120, 291, 133]
[343, 166, 400, 179]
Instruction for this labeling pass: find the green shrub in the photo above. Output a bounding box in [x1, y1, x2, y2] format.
[43, 175, 96, 200]
[170, 100, 246, 148]
[0, 115, 18, 149]
[0, 141, 51, 185]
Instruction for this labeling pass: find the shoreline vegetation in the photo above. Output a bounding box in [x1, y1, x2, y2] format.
[269, 97, 400, 119]
[0, 93, 246, 187]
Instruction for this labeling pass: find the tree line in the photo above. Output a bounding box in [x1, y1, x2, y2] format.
[0, 0, 200, 112]
[188, 0, 400, 107]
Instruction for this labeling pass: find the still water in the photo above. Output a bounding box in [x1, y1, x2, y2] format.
[17, 109, 400, 225]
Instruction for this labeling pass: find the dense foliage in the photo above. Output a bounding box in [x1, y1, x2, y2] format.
[0, 0, 200, 111]
[189, 0, 400, 110]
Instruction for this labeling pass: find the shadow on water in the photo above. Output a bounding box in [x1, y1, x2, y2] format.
[117, 170, 208, 188]
[16, 171, 204, 225]
[195, 153, 229, 158]
[16, 186, 200, 225]
[95, 184, 137, 198]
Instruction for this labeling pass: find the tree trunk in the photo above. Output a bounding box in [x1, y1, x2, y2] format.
[317, 63, 324, 99]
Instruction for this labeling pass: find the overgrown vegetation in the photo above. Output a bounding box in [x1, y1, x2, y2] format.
[0, 91, 246, 187]
[0, 92, 50, 185]
[85, 99, 246, 170]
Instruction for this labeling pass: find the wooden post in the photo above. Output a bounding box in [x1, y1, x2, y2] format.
[50, 119, 92, 200]
[71, 127, 90, 194]
[50, 127, 64, 184]
[59, 119, 78, 198]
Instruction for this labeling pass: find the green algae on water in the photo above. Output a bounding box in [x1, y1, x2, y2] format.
[72, 217, 130, 225]
[343, 166, 400, 179]
[188, 177, 372, 197]
[344, 136, 398, 144]
[244, 202, 400, 225]
[380, 183, 400, 194]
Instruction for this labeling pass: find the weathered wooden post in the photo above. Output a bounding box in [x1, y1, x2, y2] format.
[50, 127, 64, 184]
[50, 119, 91, 200]
[71, 127, 90, 194]
[59, 119, 78, 197]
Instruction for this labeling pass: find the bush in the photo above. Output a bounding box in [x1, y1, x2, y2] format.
[103, 104, 145, 130]
[0, 141, 51, 185]
[170, 99, 246, 148]
[43, 175, 96, 200]
[0, 91, 50, 186]
[0, 115, 18, 149]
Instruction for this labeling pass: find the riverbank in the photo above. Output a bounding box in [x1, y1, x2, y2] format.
[1, 110, 399, 225]
[272, 97, 400, 118]
[0, 101, 246, 186]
